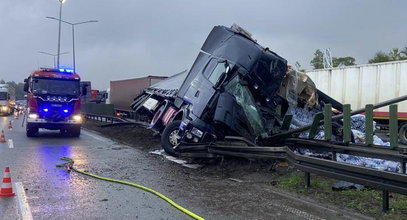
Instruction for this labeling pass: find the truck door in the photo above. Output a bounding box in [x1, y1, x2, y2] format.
[183, 58, 229, 118]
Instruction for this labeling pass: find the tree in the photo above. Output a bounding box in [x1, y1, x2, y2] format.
[389, 48, 402, 61]
[401, 47, 407, 59]
[332, 56, 356, 67]
[368, 51, 392, 64]
[0, 79, 5, 84]
[310, 49, 324, 69]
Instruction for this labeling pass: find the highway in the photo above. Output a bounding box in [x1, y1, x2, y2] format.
[0, 114, 372, 220]
[0, 115, 187, 219]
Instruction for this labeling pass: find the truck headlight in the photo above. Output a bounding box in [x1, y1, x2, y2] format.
[72, 115, 82, 122]
[190, 127, 203, 138]
[28, 113, 38, 119]
[1, 106, 8, 111]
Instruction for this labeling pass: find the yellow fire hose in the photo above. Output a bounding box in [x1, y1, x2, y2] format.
[56, 157, 205, 220]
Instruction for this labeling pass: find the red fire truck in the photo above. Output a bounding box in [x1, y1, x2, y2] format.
[23, 68, 84, 137]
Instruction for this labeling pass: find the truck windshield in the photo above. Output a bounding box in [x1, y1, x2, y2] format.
[32, 78, 80, 96]
[0, 92, 7, 100]
[225, 75, 266, 136]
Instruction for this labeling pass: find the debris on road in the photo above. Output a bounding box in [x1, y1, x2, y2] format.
[332, 181, 364, 191]
[228, 178, 244, 183]
[149, 149, 203, 169]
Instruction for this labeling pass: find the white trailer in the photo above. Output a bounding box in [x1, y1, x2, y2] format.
[0, 84, 16, 115]
[306, 60, 407, 144]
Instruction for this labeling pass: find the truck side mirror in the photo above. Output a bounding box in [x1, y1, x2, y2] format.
[82, 85, 88, 96]
[214, 65, 230, 89]
[23, 79, 29, 92]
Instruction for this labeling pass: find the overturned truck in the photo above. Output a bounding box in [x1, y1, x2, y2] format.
[131, 25, 407, 210]
[132, 25, 346, 156]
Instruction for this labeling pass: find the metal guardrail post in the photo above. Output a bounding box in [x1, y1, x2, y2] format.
[324, 104, 332, 141]
[365, 104, 374, 145]
[304, 172, 310, 189]
[309, 113, 323, 139]
[390, 105, 398, 148]
[382, 190, 389, 211]
[343, 104, 351, 143]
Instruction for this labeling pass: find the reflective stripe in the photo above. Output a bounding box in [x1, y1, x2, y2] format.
[2, 177, 11, 183]
[1, 182, 12, 188]
[3, 172, 10, 178]
[163, 107, 176, 125]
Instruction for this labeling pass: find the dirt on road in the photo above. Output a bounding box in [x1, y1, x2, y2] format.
[83, 120, 407, 219]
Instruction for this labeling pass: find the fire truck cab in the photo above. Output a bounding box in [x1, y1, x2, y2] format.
[24, 68, 83, 137]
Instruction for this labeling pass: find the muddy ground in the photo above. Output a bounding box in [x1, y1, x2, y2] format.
[83, 120, 407, 219]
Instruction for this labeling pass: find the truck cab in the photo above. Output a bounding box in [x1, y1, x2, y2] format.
[24, 68, 83, 137]
[159, 25, 288, 155]
[0, 84, 15, 116]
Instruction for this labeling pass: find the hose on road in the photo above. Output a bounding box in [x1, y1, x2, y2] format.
[56, 157, 205, 220]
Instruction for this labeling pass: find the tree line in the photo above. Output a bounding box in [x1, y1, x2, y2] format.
[309, 47, 407, 70]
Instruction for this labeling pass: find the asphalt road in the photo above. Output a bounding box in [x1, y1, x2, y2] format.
[0, 114, 371, 220]
[0, 115, 188, 220]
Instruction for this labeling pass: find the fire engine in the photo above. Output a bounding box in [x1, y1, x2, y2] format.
[23, 68, 83, 137]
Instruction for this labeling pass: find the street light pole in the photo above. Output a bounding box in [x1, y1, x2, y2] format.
[46, 16, 97, 72]
[38, 51, 69, 68]
[56, 0, 66, 69]
[72, 24, 75, 71]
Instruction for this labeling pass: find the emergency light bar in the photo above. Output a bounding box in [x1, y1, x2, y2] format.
[58, 68, 74, 73]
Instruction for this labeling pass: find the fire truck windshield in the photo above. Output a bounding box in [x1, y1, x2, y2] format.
[32, 78, 80, 96]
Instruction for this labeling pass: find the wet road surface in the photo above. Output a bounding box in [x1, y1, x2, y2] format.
[0, 115, 187, 219]
[0, 114, 370, 220]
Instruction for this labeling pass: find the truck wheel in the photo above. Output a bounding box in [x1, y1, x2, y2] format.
[70, 127, 81, 137]
[399, 123, 407, 145]
[161, 120, 181, 156]
[26, 126, 38, 137]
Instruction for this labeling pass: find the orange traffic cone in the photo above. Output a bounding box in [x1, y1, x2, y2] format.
[0, 167, 15, 197]
[8, 121, 12, 130]
[0, 130, 6, 143]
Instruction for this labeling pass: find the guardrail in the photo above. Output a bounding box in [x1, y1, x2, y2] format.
[177, 98, 407, 212]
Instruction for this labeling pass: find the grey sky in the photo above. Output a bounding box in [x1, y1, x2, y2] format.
[1, 0, 406, 89]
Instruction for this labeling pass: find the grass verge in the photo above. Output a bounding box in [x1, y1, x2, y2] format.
[276, 171, 407, 219]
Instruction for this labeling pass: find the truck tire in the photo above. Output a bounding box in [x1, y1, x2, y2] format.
[26, 125, 38, 137]
[161, 120, 181, 156]
[70, 127, 81, 137]
[399, 122, 407, 145]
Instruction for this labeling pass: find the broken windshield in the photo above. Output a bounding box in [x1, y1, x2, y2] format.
[32, 78, 80, 96]
[225, 75, 266, 136]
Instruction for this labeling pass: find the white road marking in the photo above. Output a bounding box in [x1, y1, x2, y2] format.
[81, 129, 113, 143]
[8, 139, 14, 148]
[14, 182, 33, 220]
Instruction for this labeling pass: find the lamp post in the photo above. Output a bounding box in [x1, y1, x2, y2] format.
[38, 51, 69, 68]
[56, 0, 66, 69]
[46, 17, 97, 72]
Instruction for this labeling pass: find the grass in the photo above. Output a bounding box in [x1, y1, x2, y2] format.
[275, 171, 407, 219]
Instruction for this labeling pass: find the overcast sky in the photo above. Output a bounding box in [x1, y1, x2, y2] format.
[1, 0, 406, 89]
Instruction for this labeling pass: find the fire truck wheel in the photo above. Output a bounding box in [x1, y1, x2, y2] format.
[70, 127, 81, 137]
[26, 126, 38, 137]
[399, 122, 407, 145]
[161, 120, 181, 156]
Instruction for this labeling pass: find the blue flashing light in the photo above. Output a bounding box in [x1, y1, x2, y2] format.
[58, 68, 74, 73]
[43, 108, 49, 112]
[63, 109, 69, 113]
